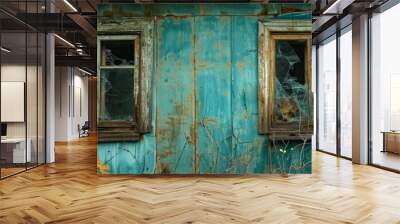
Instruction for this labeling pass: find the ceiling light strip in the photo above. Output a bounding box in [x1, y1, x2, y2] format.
[78, 67, 93, 76]
[323, 0, 343, 15]
[1, 47, 11, 53]
[63, 0, 78, 12]
[54, 34, 75, 48]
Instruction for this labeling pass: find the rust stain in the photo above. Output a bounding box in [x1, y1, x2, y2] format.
[192, 18, 198, 173]
[281, 7, 308, 14]
[190, 122, 197, 150]
[97, 160, 109, 174]
[160, 163, 171, 174]
[239, 153, 252, 164]
[236, 62, 246, 71]
[158, 149, 173, 159]
[201, 117, 217, 126]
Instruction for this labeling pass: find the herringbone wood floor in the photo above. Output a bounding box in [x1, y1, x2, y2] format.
[1, 136, 400, 224]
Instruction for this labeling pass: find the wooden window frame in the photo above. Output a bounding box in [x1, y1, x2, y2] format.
[258, 20, 313, 139]
[97, 18, 154, 142]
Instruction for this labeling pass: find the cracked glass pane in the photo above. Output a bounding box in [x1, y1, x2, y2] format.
[101, 40, 135, 66]
[274, 39, 308, 123]
[99, 68, 134, 121]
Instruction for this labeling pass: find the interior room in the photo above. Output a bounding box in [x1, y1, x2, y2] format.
[1, 0, 400, 223]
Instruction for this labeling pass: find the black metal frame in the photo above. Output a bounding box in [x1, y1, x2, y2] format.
[0, 17, 2, 179]
[0, 0, 47, 180]
[367, 10, 373, 166]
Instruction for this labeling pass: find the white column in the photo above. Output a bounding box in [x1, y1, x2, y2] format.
[46, 32, 55, 163]
[352, 14, 369, 164]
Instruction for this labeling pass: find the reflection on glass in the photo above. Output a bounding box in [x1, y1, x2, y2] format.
[27, 32, 38, 169]
[99, 69, 134, 121]
[1, 32, 27, 178]
[274, 40, 308, 123]
[0, 1, 47, 179]
[318, 36, 337, 154]
[340, 29, 352, 158]
[101, 40, 135, 66]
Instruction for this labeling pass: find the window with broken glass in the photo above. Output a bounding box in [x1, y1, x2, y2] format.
[98, 35, 142, 142]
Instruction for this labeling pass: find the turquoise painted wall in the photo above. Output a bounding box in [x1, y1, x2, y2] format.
[97, 4, 312, 175]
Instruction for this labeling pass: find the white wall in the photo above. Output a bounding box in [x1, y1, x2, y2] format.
[1, 65, 43, 137]
[72, 73, 89, 138]
[55, 67, 89, 141]
[55, 67, 69, 141]
[1, 65, 26, 139]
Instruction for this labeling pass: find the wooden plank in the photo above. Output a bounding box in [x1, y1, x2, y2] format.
[97, 77, 157, 174]
[231, 16, 268, 174]
[155, 17, 196, 174]
[195, 16, 232, 174]
[98, 138, 156, 174]
[258, 21, 268, 134]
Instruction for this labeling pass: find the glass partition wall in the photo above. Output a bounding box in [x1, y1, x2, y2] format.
[370, 4, 400, 171]
[0, 2, 46, 179]
[316, 26, 353, 159]
[317, 35, 337, 155]
[339, 27, 352, 159]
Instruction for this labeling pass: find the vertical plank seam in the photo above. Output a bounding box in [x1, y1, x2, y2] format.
[152, 16, 158, 174]
[230, 16, 234, 174]
[154, 17, 160, 174]
[193, 16, 198, 174]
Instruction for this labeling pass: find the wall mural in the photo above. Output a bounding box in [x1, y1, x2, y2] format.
[97, 4, 312, 175]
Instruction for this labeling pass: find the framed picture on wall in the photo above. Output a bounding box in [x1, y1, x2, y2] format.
[258, 20, 313, 139]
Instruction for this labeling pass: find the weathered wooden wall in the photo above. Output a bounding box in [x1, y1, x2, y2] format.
[97, 4, 312, 174]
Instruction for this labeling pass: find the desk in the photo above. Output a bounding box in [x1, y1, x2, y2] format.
[382, 131, 400, 154]
[1, 138, 31, 164]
